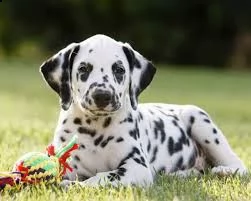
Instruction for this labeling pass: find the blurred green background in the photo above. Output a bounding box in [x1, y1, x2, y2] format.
[1, 0, 251, 68]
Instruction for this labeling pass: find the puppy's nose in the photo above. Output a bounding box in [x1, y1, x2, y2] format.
[92, 90, 112, 108]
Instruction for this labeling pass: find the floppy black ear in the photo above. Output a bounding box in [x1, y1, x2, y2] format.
[40, 43, 80, 110]
[122, 43, 156, 110]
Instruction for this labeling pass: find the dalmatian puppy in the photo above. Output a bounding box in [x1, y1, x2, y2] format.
[40, 34, 247, 187]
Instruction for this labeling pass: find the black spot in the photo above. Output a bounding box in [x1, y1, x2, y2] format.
[168, 137, 178, 156]
[133, 147, 140, 155]
[86, 89, 90, 96]
[147, 140, 151, 153]
[205, 140, 210, 144]
[89, 82, 98, 90]
[215, 138, 220, 144]
[117, 167, 127, 176]
[190, 116, 195, 124]
[78, 127, 96, 137]
[86, 119, 91, 124]
[179, 127, 189, 145]
[74, 155, 80, 161]
[108, 173, 120, 182]
[134, 58, 141, 69]
[112, 61, 125, 84]
[64, 129, 71, 134]
[103, 117, 112, 128]
[103, 75, 109, 82]
[73, 164, 78, 170]
[116, 137, 124, 143]
[133, 158, 141, 164]
[89, 49, 93, 53]
[119, 93, 122, 97]
[172, 120, 178, 127]
[186, 138, 190, 146]
[62, 119, 67, 124]
[154, 118, 166, 143]
[139, 112, 143, 120]
[60, 83, 71, 110]
[150, 146, 158, 163]
[122, 46, 135, 71]
[73, 117, 82, 125]
[133, 157, 147, 168]
[80, 144, 86, 149]
[188, 152, 196, 168]
[79, 62, 93, 82]
[129, 121, 140, 140]
[118, 147, 141, 167]
[100, 136, 114, 148]
[169, 109, 174, 112]
[168, 119, 190, 156]
[154, 107, 179, 121]
[204, 119, 211, 123]
[60, 136, 66, 142]
[101, 68, 104, 72]
[175, 156, 184, 170]
[168, 135, 185, 156]
[167, 114, 179, 121]
[199, 111, 208, 117]
[94, 135, 104, 146]
[187, 126, 192, 137]
[213, 128, 217, 134]
[140, 156, 146, 163]
[120, 113, 133, 124]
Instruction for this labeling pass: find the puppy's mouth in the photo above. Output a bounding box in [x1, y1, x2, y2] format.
[80, 103, 121, 116]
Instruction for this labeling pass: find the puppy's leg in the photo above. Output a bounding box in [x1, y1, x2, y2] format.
[180, 105, 247, 175]
[61, 150, 153, 187]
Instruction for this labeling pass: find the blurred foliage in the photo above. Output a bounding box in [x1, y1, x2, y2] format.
[1, 0, 251, 67]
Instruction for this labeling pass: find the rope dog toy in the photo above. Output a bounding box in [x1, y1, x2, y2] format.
[0, 135, 78, 190]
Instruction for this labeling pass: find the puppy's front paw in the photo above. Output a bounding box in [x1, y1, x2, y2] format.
[60, 180, 76, 190]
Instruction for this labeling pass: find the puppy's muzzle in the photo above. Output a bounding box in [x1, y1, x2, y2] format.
[92, 89, 112, 108]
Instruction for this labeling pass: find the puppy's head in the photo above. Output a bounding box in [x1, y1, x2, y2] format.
[40, 35, 156, 116]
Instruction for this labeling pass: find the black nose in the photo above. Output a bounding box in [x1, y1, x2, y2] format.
[92, 90, 112, 108]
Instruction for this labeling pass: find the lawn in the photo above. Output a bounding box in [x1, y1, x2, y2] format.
[0, 59, 250, 200]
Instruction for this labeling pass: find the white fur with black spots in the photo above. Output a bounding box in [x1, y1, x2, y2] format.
[40, 34, 247, 187]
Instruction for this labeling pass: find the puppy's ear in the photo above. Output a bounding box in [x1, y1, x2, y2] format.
[40, 43, 80, 110]
[122, 43, 156, 110]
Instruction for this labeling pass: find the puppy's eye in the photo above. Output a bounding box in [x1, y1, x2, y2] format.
[112, 62, 125, 75]
[79, 63, 93, 73]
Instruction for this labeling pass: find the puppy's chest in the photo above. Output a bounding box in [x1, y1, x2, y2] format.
[55, 123, 129, 175]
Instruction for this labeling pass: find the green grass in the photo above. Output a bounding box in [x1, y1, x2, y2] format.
[0, 59, 250, 200]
